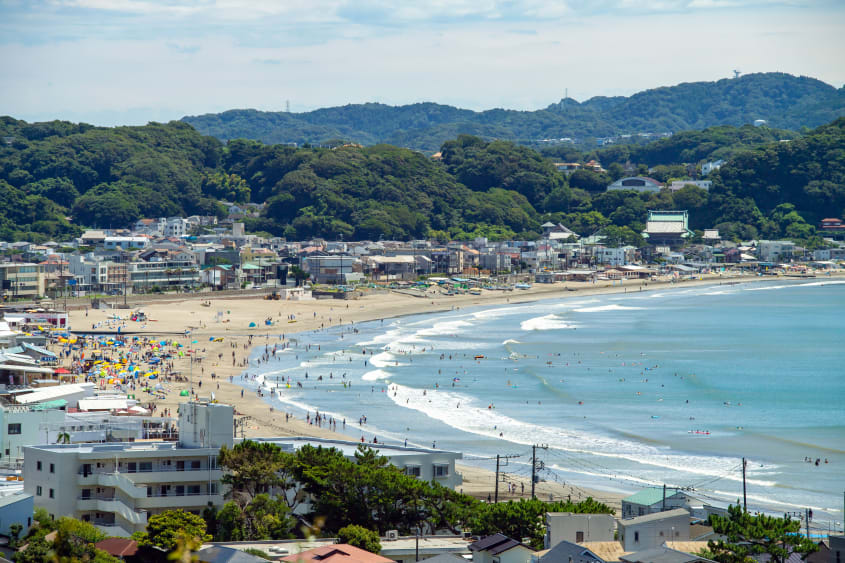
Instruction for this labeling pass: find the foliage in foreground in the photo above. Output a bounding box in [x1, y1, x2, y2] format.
[707, 504, 818, 563]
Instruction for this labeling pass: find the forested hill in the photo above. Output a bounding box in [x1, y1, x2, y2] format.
[0, 114, 842, 248]
[183, 73, 845, 152]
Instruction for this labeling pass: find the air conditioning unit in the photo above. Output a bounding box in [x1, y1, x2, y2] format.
[385, 530, 399, 541]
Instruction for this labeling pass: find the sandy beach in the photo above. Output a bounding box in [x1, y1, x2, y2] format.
[61, 272, 821, 510]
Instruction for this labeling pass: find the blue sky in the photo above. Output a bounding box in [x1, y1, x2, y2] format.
[1, 0, 844, 125]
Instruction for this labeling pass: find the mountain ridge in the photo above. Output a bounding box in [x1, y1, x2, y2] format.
[183, 72, 845, 151]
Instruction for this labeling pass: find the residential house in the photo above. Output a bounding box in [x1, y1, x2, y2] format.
[622, 488, 695, 519]
[819, 218, 845, 239]
[469, 534, 535, 563]
[554, 163, 581, 175]
[542, 222, 580, 241]
[700, 160, 724, 176]
[620, 546, 715, 563]
[281, 544, 394, 563]
[618, 509, 690, 552]
[539, 541, 605, 563]
[545, 512, 616, 548]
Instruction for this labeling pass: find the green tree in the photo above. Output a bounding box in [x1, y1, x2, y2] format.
[468, 498, 614, 550]
[707, 504, 818, 563]
[136, 509, 211, 552]
[218, 440, 292, 501]
[337, 525, 382, 553]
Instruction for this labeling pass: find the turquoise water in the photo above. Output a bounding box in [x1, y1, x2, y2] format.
[243, 279, 845, 526]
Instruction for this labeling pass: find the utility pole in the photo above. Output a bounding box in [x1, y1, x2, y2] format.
[742, 458, 747, 512]
[805, 508, 810, 539]
[662, 484, 667, 512]
[531, 444, 547, 499]
[494, 453, 520, 503]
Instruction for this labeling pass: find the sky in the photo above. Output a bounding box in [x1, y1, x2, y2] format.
[1, 0, 844, 126]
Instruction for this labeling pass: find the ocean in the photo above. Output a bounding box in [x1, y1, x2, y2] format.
[240, 279, 845, 527]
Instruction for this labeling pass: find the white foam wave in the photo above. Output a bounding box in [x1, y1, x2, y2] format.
[574, 304, 644, 313]
[369, 352, 397, 368]
[745, 280, 845, 291]
[503, 339, 521, 345]
[362, 369, 393, 381]
[417, 319, 473, 337]
[356, 328, 402, 347]
[521, 314, 576, 331]
[386, 383, 741, 482]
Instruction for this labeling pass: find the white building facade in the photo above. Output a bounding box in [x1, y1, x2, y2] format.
[22, 402, 232, 537]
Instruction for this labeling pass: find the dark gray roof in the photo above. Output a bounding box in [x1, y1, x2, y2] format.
[541, 540, 605, 563]
[198, 546, 268, 563]
[620, 547, 715, 563]
[469, 534, 528, 555]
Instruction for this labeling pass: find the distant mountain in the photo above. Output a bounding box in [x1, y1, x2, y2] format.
[183, 73, 845, 152]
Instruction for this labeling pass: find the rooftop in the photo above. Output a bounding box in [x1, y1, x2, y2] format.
[623, 487, 682, 507]
[621, 508, 690, 526]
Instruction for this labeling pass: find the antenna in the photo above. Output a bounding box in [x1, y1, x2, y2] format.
[285, 100, 290, 113]
[733, 69, 741, 79]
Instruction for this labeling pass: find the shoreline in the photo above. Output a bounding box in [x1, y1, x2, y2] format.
[63, 272, 841, 511]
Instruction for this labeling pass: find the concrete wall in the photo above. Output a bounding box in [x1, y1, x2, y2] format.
[619, 511, 689, 552]
[545, 513, 616, 548]
[0, 493, 33, 536]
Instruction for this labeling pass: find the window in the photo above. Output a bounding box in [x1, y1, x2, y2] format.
[127, 462, 137, 473]
[634, 531, 639, 543]
[175, 485, 185, 496]
[576, 531, 584, 543]
[49, 463, 55, 474]
[405, 465, 421, 477]
[81, 489, 91, 500]
[210, 483, 218, 494]
[139, 462, 152, 472]
[37, 461, 42, 471]
[433, 464, 449, 477]
[187, 485, 200, 495]
[190, 460, 200, 470]
[36, 486, 42, 496]
[176, 460, 185, 471]
[49, 488, 54, 498]
[7, 423, 21, 435]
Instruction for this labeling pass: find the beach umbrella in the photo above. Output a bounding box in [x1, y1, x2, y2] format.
[179, 390, 190, 396]
[249, 322, 257, 328]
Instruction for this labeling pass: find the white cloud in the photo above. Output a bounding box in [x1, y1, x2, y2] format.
[1, 1, 843, 124]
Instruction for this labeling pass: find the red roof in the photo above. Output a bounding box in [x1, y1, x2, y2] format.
[95, 538, 139, 557]
[282, 544, 393, 563]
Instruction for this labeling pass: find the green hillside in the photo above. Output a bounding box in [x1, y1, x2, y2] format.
[0, 115, 842, 248]
[183, 73, 845, 152]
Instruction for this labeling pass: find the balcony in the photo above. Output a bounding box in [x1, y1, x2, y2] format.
[135, 492, 223, 510]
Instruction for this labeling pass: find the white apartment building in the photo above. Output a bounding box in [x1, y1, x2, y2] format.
[22, 402, 232, 537]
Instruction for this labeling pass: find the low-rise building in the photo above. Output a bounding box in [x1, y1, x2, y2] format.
[0, 263, 46, 300]
[618, 509, 690, 552]
[545, 512, 616, 548]
[621, 487, 695, 519]
[469, 534, 535, 563]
